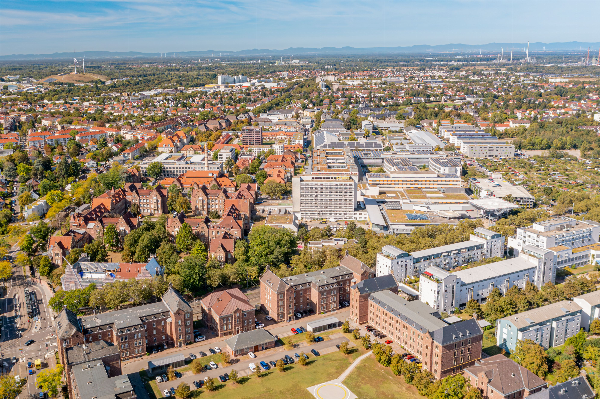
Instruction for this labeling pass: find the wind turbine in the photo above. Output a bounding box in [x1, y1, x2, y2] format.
[73, 58, 78, 74]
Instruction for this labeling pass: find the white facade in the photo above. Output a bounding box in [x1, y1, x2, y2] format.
[462, 142, 515, 159]
[292, 175, 356, 221]
[218, 75, 248, 85]
[574, 290, 600, 331]
[217, 147, 236, 162]
[511, 217, 600, 250]
[376, 245, 413, 282]
[428, 157, 462, 177]
[24, 199, 49, 219]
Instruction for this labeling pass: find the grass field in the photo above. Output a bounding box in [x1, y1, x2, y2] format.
[282, 329, 339, 346]
[190, 351, 355, 399]
[482, 328, 503, 357]
[344, 356, 425, 399]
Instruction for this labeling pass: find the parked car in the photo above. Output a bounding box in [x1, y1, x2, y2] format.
[209, 361, 218, 369]
[314, 336, 324, 342]
[193, 381, 201, 389]
[302, 353, 309, 360]
[291, 328, 297, 334]
[28, 370, 35, 375]
[336, 344, 340, 349]
[311, 349, 320, 357]
[199, 351, 207, 357]
[260, 361, 270, 370]
[209, 348, 216, 354]
[385, 340, 393, 345]
[281, 357, 288, 365]
[214, 347, 221, 353]
[269, 361, 277, 368]
[294, 353, 300, 358]
[249, 363, 257, 372]
[170, 387, 175, 395]
[189, 353, 196, 360]
[285, 355, 294, 364]
[256, 323, 265, 329]
[155, 376, 163, 383]
[219, 375, 227, 382]
[163, 390, 171, 397]
[24, 340, 34, 346]
[161, 374, 168, 382]
[296, 327, 304, 333]
[195, 335, 206, 342]
[248, 352, 256, 358]
[295, 312, 302, 318]
[265, 316, 273, 321]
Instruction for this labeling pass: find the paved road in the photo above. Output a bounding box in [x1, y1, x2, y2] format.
[157, 336, 350, 393]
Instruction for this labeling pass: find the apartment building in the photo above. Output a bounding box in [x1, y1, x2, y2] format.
[573, 290, 600, 331]
[240, 126, 263, 145]
[64, 341, 122, 398]
[349, 274, 398, 324]
[496, 300, 582, 353]
[70, 361, 137, 399]
[509, 217, 600, 270]
[428, 157, 462, 177]
[420, 250, 551, 313]
[368, 290, 483, 379]
[200, 288, 255, 337]
[461, 142, 515, 159]
[139, 153, 222, 178]
[125, 184, 167, 216]
[365, 171, 462, 191]
[527, 376, 594, 399]
[463, 355, 547, 399]
[292, 174, 357, 221]
[55, 288, 192, 364]
[376, 228, 505, 282]
[260, 254, 373, 322]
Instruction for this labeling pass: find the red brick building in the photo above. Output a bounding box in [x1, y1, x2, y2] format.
[200, 288, 255, 337]
[260, 254, 374, 322]
[125, 183, 167, 216]
[463, 355, 547, 399]
[349, 274, 398, 324]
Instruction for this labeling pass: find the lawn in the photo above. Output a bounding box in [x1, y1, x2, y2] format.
[191, 350, 355, 399]
[482, 328, 503, 357]
[282, 329, 340, 346]
[344, 356, 425, 399]
[565, 263, 597, 275]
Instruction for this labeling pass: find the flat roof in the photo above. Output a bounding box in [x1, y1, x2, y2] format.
[574, 289, 600, 306]
[469, 198, 520, 211]
[148, 354, 185, 368]
[306, 316, 341, 329]
[472, 179, 534, 200]
[453, 257, 536, 285]
[500, 300, 582, 329]
[412, 240, 483, 259]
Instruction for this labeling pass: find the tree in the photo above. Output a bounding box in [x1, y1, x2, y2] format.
[276, 359, 285, 372]
[362, 334, 371, 349]
[3, 162, 17, 180]
[590, 319, 600, 334]
[190, 241, 208, 263]
[339, 341, 349, 355]
[167, 366, 176, 381]
[297, 353, 307, 366]
[36, 365, 63, 397]
[174, 195, 191, 214]
[157, 242, 179, 275]
[45, 190, 64, 206]
[555, 359, 579, 383]
[190, 359, 203, 374]
[221, 352, 231, 365]
[247, 226, 297, 270]
[0, 374, 22, 399]
[176, 222, 195, 252]
[31, 221, 53, 243]
[235, 174, 254, 186]
[103, 224, 120, 251]
[21, 234, 35, 255]
[84, 240, 108, 262]
[261, 180, 288, 198]
[305, 332, 315, 343]
[342, 320, 350, 333]
[510, 339, 549, 378]
[352, 329, 360, 340]
[565, 329, 587, 357]
[432, 374, 466, 399]
[204, 378, 216, 391]
[18, 192, 34, 208]
[464, 387, 484, 399]
[38, 256, 52, 277]
[146, 162, 164, 179]
[464, 299, 483, 319]
[179, 255, 207, 293]
[283, 337, 293, 350]
[254, 368, 263, 378]
[255, 170, 268, 186]
[229, 369, 238, 383]
[174, 382, 191, 399]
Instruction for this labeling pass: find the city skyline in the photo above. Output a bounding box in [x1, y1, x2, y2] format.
[1, 0, 599, 56]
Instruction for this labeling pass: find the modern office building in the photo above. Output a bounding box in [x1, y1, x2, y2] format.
[461, 142, 515, 159]
[428, 157, 462, 177]
[139, 152, 222, 178]
[496, 300, 582, 353]
[365, 171, 462, 191]
[240, 126, 263, 145]
[376, 228, 505, 282]
[292, 174, 357, 220]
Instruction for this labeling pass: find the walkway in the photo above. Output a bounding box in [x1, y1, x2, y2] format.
[306, 350, 372, 399]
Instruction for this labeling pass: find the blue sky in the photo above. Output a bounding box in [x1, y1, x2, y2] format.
[0, 0, 598, 55]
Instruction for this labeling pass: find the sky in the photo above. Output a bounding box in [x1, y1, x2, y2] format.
[0, 0, 599, 56]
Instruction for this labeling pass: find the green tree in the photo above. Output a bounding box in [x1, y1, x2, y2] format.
[176, 222, 195, 252]
[255, 169, 268, 185]
[362, 334, 371, 349]
[31, 221, 53, 243]
[464, 299, 483, 318]
[339, 341, 349, 355]
[45, 190, 64, 206]
[229, 369, 238, 383]
[21, 234, 35, 255]
[510, 339, 549, 378]
[297, 353, 307, 366]
[174, 382, 191, 399]
[98, 164, 125, 191]
[204, 378, 216, 391]
[36, 365, 63, 397]
[84, 240, 108, 262]
[464, 387, 484, 399]
[0, 374, 22, 399]
[179, 255, 207, 292]
[305, 332, 315, 343]
[221, 352, 231, 365]
[590, 319, 600, 334]
[352, 329, 360, 340]
[103, 224, 120, 251]
[167, 366, 176, 381]
[38, 256, 52, 277]
[261, 180, 288, 198]
[235, 174, 254, 187]
[190, 241, 208, 262]
[18, 191, 34, 208]
[432, 374, 466, 399]
[157, 242, 179, 275]
[564, 329, 587, 357]
[248, 225, 297, 271]
[276, 359, 285, 372]
[555, 359, 579, 383]
[342, 320, 350, 333]
[190, 359, 203, 374]
[146, 162, 164, 179]
[174, 195, 191, 214]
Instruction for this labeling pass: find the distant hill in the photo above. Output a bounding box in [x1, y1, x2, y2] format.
[1, 42, 599, 61]
[40, 73, 108, 84]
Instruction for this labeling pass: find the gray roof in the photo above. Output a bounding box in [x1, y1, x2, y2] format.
[66, 341, 119, 366]
[411, 240, 484, 260]
[55, 308, 81, 339]
[148, 354, 186, 369]
[453, 257, 536, 285]
[527, 376, 594, 399]
[306, 316, 341, 329]
[71, 362, 135, 399]
[352, 274, 397, 295]
[162, 287, 192, 314]
[225, 329, 276, 351]
[81, 302, 169, 331]
[431, 318, 482, 346]
[500, 300, 582, 329]
[574, 289, 600, 306]
[282, 266, 354, 287]
[369, 290, 447, 333]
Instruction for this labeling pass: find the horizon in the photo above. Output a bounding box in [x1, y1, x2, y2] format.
[1, 0, 599, 57]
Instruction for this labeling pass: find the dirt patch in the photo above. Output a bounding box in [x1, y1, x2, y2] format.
[42, 73, 108, 84]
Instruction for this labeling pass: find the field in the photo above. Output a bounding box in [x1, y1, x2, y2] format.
[344, 356, 425, 399]
[41, 73, 108, 83]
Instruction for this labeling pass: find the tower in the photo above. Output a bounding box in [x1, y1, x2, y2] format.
[204, 144, 208, 170]
[586, 47, 590, 66]
[501, 47, 504, 61]
[82, 58, 85, 74]
[73, 58, 77, 74]
[510, 51, 513, 62]
[526, 41, 530, 62]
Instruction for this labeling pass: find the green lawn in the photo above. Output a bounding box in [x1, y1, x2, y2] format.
[179, 353, 224, 373]
[482, 328, 503, 357]
[191, 350, 355, 399]
[344, 356, 425, 399]
[282, 328, 340, 346]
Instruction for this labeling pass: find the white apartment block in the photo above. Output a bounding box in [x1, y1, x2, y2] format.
[496, 300, 582, 353]
[573, 290, 600, 331]
[292, 175, 356, 220]
[420, 248, 556, 314]
[139, 153, 222, 178]
[217, 146, 236, 162]
[509, 217, 600, 270]
[375, 228, 505, 282]
[365, 171, 462, 190]
[461, 142, 515, 159]
[428, 157, 462, 177]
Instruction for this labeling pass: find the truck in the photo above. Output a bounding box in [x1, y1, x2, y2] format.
[35, 359, 42, 369]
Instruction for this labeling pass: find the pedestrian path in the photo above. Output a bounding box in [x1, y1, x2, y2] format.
[306, 350, 372, 399]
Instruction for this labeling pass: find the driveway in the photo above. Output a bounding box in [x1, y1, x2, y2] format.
[157, 336, 350, 392]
